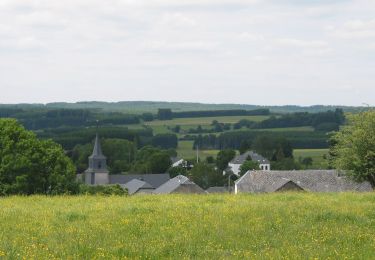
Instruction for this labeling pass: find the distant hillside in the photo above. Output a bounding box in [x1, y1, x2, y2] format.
[0, 101, 368, 114]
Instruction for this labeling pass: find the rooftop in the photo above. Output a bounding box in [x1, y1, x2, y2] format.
[235, 170, 373, 193]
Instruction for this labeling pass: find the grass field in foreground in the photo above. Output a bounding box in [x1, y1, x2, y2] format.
[1, 193, 375, 259]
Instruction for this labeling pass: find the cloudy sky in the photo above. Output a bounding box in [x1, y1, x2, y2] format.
[1, 0, 374, 105]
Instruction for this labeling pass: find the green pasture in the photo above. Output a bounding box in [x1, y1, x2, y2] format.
[176, 140, 220, 160]
[294, 149, 329, 169]
[1, 193, 374, 259]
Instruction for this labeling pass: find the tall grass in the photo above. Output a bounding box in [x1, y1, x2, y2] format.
[0, 193, 374, 259]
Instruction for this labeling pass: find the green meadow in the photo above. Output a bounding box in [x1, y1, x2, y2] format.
[294, 148, 329, 169]
[0, 193, 374, 259]
[177, 140, 220, 160]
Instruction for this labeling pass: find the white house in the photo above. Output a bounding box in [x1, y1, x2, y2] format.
[227, 151, 270, 176]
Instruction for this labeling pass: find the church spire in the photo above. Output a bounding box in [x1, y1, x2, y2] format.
[91, 133, 104, 157]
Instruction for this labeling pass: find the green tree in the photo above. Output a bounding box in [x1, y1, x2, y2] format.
[239, 160, 260, 175]
[189, 162, 225, 189]
[148, 152, 172, 173]
[168, 166, 187, 178]
[132, 146, 172, 173]
[271, 158, 302, 170]
[157, 108, 173, 120]
[216, 149, 236, 171]
[331, 110, 375, 187]
[102, 139, 135, 173]
[301, 157, 313, 168]
[239, 140, 251, 155]
[0, 119, 77, 195]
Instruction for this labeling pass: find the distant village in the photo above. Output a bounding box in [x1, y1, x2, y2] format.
[78, 134, 373, 195]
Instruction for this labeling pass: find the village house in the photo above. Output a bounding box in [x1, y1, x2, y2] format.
[234, 170, 373, 194]
[153, 175, 206, 194]
[227, 151, 271, 176]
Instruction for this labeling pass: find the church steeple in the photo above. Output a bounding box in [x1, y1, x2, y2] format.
[88, 133, 107, 171]
[85, 129, 109, 185]
[91, 133, 105, 158]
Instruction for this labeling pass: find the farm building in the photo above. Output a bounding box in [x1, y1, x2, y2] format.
[234, 170, 373, 194]
[121, 179, 154, 195]
[227, 151, 270, 176]
[153, 175, 206, 194]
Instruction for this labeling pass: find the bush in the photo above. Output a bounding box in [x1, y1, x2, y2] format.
[79, 184, 128, 196]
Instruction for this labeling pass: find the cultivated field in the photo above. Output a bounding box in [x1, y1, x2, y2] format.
[1, 193, 375, 259]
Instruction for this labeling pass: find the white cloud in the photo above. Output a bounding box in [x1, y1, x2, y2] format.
[275, 38, 328, 48]
[331, 19, 375, 39]
[239, 32, 265, 41]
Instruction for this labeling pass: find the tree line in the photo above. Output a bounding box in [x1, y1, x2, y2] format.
[193, 130, 329, 150]
[233, 109, 345, 132]
[157, 108, 270, 120]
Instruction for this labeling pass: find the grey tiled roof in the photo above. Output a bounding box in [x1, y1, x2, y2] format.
[109, 174, 170, 188]
[230, 151, 270, 165]
[121, 179, 153, 195]
[235, 170, 373, 193]
[153, 175, 205, 194]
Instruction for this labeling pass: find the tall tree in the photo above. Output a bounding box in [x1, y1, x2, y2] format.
[0, 119, 77, 195]
[216, 149, 236, 171]
[189, 162, 225, 189]
[331, 110, 375, 187]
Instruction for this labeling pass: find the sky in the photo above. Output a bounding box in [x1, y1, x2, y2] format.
[0, 0, 374, 106]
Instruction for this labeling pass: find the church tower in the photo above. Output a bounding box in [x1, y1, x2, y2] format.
[85, 133, 109, 185]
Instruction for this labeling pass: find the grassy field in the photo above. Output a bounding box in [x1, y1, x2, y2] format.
[1, 193, 375, 259]
[294, 149, 329, 169]
[177, 140, 220, 160]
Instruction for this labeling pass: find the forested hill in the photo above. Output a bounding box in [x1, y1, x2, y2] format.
[0, 101, 368, 114]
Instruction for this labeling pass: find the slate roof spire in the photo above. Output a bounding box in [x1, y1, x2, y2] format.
[91, 133, 104, 157]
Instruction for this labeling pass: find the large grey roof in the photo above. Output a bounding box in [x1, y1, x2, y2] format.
[121, 179, 153, 195]
[235, 170, 373, 193]
[109, 174, 170, 188]
[153, 175, 204, 194]
[230, 151, 270, 165]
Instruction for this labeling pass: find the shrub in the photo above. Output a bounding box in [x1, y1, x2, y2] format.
[79, 184, 128, 196]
